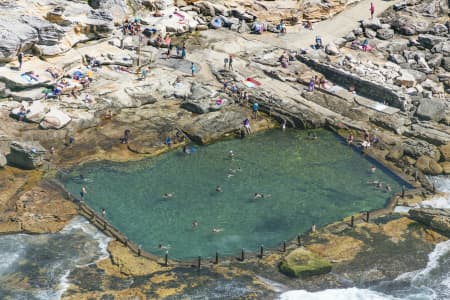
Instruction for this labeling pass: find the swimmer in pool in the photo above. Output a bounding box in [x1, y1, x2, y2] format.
[386, 184, 391, 192]
[377, 182, 383, 189]
[216, 185, 222, 192]
[163, 193, 174, 199]
[254, 193, 272, 199]
[254, 193, 263, 199]
[212, 228, 223, 233]
[370, 166, 377, 173]
[158, 244, 170, 250]
[229, 150, 234, 160]
[192, 220, 198, 228]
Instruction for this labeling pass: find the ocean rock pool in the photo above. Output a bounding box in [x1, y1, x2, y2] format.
[61, 129, 405, 259]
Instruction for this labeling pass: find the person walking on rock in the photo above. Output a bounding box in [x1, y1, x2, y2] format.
[370, 2, 375, 19]
[228, 54, 233, 70]
[181, 46, 186, 59]
[191, 62, 196, 77]
[18, 52, 24, 70]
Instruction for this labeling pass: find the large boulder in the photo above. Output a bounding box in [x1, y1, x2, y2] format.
[11, 101, 48, 123]
[377, 28, 394, 40]
[416, 98, 446, 121]
[124, 85, 159, 106]
[6, 141, 46, 169]
[395, 70, 416, 87]
[325, 42, 339, 55]
[182, 107, 246, 144]
[415, 155, 443, 175]
[279, 248, 332, 278]
[402, 139, 440, 160]
[440, 144, 450, 161]
[409, 208, 450, 237]
[386, 146, 404, 162]
[40, 109, 71, 129]
[362, 18, 382, 30]
[417, 34, 447, 49]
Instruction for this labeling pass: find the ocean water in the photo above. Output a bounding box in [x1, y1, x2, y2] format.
[60, 129, 405, 259]
[0, 216, 111, 300]
[279, 176, 450, 300]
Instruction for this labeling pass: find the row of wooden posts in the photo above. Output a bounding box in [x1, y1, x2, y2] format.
[70, 184, 423, 269]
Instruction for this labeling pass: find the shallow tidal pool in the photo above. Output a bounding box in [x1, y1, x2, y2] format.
[61, 129, 405, 259]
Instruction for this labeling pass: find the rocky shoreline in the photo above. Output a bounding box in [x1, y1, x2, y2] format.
[0, 0, 449, 298]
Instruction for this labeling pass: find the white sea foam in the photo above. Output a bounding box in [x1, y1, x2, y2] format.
[420, 176, 450, 209]
[0, 235, 27, 275]
[278, 287, 397, 300]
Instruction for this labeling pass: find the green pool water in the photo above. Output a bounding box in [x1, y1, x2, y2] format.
[61, 129, 405, 259]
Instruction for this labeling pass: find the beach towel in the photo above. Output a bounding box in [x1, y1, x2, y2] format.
[359, 44, 373, 51]
[243, 77, 261, 88]
[20, 73, 39, 83]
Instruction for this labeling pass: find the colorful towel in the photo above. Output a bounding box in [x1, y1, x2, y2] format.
[243, 77, 261, 88]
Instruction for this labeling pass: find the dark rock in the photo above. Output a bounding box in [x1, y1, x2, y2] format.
[6, 141, 46, 169]
[0, 152, 6, 168]
[417, 34, 447, 49]
[409, 208, 450, 237]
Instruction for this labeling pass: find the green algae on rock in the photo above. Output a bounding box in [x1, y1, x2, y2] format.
[279, 248, 332, 277]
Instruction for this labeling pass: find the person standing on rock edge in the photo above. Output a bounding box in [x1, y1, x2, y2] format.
[191, 62, 196, 77]
[228, 54, 233, 70]
[18, 52, 23, 70]
[181, 46, 186, 59]
[370, 2, 375, 19]
[80, 186, 87, 202]
[252, 102, 259, 119]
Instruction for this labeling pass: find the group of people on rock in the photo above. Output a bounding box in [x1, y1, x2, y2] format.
[121, 18, 142, 36]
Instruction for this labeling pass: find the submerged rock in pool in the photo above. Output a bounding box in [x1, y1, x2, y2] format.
[279, 248, 332, 277]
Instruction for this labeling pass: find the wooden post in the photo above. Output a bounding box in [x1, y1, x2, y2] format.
[351, 215, 354, 227]
[297, 235, 301, 246]
[283, 240, 287, 252]
[197, 256, 201, 269]
[432, 184, 436, 194]
[165, 252, 168, 267]
[215, 252, 219, 264]
[260, 245, 264, 258]
[366, 211, 370, 223]
[401, 186, 405, 198]
[124, 239, 128, 247]
[138, 246, 141, 256]
[241, 248, 245, 261]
